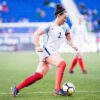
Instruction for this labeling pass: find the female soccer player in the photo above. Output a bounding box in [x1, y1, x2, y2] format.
[11, 4, 77, 97]
[68, 15, 88, 74]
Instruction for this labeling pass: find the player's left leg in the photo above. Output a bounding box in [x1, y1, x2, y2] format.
[11, 62, 50, 97]
[68, 53, 78, 73]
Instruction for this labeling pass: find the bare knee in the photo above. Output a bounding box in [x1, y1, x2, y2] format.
[76, 52, 82, 58]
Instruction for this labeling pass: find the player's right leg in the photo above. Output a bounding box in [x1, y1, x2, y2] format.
[46, 53, 67, 96]
[11, 62, 50, 97]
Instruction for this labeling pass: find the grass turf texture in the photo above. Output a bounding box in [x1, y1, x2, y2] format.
[0, 52, 100, 100]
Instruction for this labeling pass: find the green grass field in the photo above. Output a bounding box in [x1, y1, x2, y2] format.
[0, 52, 100, 100]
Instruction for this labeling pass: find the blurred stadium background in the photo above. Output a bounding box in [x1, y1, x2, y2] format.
[0, 0, 100, 100]
[0, 0, 100, 52]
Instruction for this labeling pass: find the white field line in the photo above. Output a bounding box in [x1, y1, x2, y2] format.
[0, 91, 100, 95]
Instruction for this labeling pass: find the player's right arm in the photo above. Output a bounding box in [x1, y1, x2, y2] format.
[33, 29, 44, 52]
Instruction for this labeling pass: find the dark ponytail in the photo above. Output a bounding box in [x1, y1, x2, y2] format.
[54, 4, 65, 16]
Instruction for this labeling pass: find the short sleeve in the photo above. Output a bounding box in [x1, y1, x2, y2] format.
[38, 22, 51, 33]
[64, 23, 70, 35]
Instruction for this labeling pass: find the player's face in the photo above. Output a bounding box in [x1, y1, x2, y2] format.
[78, 16, 83, 24]
[59, 12, 68, 24]
[79, 17, 82, 24]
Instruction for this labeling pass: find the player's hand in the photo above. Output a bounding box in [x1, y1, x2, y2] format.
[73, 46, 78, 51]
[36, 46, 43, 52]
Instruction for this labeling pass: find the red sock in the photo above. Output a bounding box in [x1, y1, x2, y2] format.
[69, 57, 78, 72]
[16, 72, 43, 91]
[78, 58, 85, 72]
[55, 61, 66, 91]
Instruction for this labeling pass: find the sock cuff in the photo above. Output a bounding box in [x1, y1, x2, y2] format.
[35, 72, 43, 79]
[78, 57, 82, 60]
[74, 57, 78, 60]
[58, 61, 66, 68]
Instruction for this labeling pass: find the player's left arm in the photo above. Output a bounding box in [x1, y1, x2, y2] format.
[66, 33, 78, 51]
[65, 23, 78, 51]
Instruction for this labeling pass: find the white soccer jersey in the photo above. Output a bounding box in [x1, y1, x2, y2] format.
[43, 22, 70, 51]
[39, 21, 70, 61]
